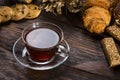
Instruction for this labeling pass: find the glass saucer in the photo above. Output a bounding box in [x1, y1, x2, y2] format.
[13, 37, 70, 70]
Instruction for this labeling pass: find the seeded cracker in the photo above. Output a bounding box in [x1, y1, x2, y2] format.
[101, 37, 120, 67]
[106, 24, 120, 41]
[12, 4, 29, 21]
[0, 6, 13, 23]
[25, 4, 41, 19]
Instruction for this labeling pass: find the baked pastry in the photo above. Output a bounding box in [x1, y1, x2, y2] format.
[101, 37, 120, 67]
[83, 6, 111, 34]
[0, 6, 13, 23]
[106, 24, 120, 41]
[25, 4, 41, 19]
[11, 4, 29, 21]
[17, 0, 32, 3]
[83, 0, 111, 9]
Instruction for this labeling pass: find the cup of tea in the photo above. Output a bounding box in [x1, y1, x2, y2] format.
[22, 22, 65, 64]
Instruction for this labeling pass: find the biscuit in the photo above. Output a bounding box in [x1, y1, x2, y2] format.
[25, 4, 41, 19]
[101, 37, 120, 67]
[0, 6, 13, 23]
[106, 25, 120, 41]
[12, 4, 29, 21]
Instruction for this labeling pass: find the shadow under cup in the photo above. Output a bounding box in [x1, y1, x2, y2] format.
[22, 22, 64, 64]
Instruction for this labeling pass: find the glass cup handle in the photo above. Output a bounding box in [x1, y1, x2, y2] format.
[57, 40, 70, 57]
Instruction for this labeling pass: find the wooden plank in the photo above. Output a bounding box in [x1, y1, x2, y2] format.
[0, 12, 120, 78]
[0, 46, 117, 80]
[0, 0, 120, 79]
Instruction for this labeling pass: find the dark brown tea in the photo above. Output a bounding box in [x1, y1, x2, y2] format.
[25, 28, 60, 62]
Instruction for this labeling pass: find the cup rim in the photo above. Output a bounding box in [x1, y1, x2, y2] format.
[22, 22, 64, 50]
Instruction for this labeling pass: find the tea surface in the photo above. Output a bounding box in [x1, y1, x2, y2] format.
[25, 28, 60, 48]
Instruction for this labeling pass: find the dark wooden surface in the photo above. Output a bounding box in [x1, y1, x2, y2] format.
[0, 0, 120, 80]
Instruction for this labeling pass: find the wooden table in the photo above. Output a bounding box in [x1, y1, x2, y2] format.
[0, 1, 120, 80]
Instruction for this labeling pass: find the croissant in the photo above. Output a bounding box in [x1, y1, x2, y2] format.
[83, 6, 111, 34]
[83, 0, 111, 9]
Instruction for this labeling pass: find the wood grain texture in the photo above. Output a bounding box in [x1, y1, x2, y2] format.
[0, 0, 120, 80]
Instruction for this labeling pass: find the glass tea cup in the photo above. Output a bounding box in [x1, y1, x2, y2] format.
[22, 22, 65, 64]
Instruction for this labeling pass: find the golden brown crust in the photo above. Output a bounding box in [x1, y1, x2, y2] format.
[83, 0, 111, 9]
[25, 4, 41, 19]
[83, 6, 111, 34]
[18, 0, 32, 3]
[0, 6, 13, 22]
[11, 4, 29, 21]
[24, 0, 32, 3]
[88, 18, 106, 33]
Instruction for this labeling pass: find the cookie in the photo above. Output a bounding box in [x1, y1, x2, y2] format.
[12, 4, 29, 21]
[25, 4, 41, 19]
[0, 6, 13, 23]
